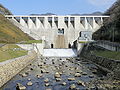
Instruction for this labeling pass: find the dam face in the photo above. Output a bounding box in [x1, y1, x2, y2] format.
[5, 15, 109, 48]
[56, 35, 65, 48]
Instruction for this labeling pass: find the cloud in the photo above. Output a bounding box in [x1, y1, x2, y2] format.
[88, 0, 115, 6]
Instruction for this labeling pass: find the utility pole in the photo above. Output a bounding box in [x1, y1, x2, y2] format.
[112, 26, 114, 42]
[112, 22, 116, 42]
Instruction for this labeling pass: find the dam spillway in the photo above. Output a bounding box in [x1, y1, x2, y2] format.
[43, 49, 77, 57]
[55, 35, 66, 48]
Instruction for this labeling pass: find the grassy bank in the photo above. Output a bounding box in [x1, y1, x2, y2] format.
[93, 50, 120, 60]
[0, 44, 28, 62]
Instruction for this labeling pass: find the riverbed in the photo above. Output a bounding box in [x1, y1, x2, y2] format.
[1, 57, 115, 90]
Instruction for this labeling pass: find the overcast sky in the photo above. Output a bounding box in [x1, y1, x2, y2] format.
[0, 0, 116, 15]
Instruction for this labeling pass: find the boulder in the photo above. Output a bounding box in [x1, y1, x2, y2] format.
[77, 80, 85, 86]
[41, 69, 46, 73]
[89, 75, 94, 78]
[61, 82, 67, 86]
[69, 84, 76, 89]
[36, 74, 43, 78]
[27, 81, 33, 86]
[82, 72, 87, 75]
[44, 78, 49, 83]
[75, 73, 81, 77]
[45, 83, 50, 87]
[59, 72, 63, 75]
[21, 73, 27, 77]
[92, 69, 97, 74]
[46, 88, 52, 90]
[68, 78, 75, 81]
[54, 72, 61, 78]
[16, 83, 26, 90]
[28, 78, 31, 81]
[56, 78, 61, 81]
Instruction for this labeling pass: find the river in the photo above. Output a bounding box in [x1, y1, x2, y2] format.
[1, 56, 110, 90]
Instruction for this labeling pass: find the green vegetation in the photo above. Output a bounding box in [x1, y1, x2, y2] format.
[79, 41, 87, 43]
[0, 44, 28, 62]
[93, 50, 120, 60]
[0, 14, 33, 43]
[79, 41, 91, 43]
[93, 0, 120, 42]
[21, 40, 42, 44]
[0, 4, 33, 43]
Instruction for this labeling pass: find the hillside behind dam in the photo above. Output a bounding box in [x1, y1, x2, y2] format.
[93, 0, 120, 42]
[0, 4, 32, 43]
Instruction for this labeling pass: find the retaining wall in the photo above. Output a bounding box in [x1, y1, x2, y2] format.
[80, 44, 120, 79]
[0, 50, 37, 87]
[17, 43, 44, 55]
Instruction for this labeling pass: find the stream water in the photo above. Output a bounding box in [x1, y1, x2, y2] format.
[1, 57, 109, 90]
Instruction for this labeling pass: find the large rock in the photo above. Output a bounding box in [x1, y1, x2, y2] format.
[44, 78, 49, 83]
[56, 78, 61, 81]
[68, 78, 75, 81]
[16, 83, 26, 90]
[82, 72, 87, 75]
[41, 69, 46, 73]
[61, 82, 67, 86]
[89, 75, 94, 78]
[20, 73, 27, 77]
[46, 88, 52, 90]
[45, 83, 50, 87]
[77, 80, 85, 86]
[54, 72, 61, 78]
[75, 73, 81, 77]
[27, 81, 33, 86]
[69, 84, 76, 89]
[36, 74, 43, 78]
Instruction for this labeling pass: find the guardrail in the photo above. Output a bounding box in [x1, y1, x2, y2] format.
[92, 40, 120, 51]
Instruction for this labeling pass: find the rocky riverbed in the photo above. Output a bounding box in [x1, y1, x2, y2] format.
[1, 57, 120, 90]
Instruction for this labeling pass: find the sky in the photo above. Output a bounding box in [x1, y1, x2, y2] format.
[0, 0, 116, 15]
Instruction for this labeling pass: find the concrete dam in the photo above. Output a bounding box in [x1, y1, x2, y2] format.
[2, 15, 119, 90]
[5, 15, 109, 49]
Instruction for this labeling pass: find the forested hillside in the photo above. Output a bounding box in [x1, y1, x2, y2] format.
[93, 0, 120, 42]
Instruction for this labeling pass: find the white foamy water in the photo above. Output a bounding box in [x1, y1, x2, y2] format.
[43, 49, 77, 57]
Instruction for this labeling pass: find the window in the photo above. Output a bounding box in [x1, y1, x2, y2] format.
[58, 28, 64, 35]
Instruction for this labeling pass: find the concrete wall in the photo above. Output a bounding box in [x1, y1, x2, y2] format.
[0, 50, 37, 87]
[17, 42, 44, 55]
[77, 42, 85, 55]
[6, 15, 109, 48]
[80, 44, 120, 79]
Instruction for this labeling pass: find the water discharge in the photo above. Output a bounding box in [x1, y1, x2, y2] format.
[43, 49, 77, 57]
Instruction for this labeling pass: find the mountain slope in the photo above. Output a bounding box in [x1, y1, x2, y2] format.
[0, 14, 32, 43]
[0, 4, 33, 43]
[93, 0, 120, 42]
[0, 4, 12, 15]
